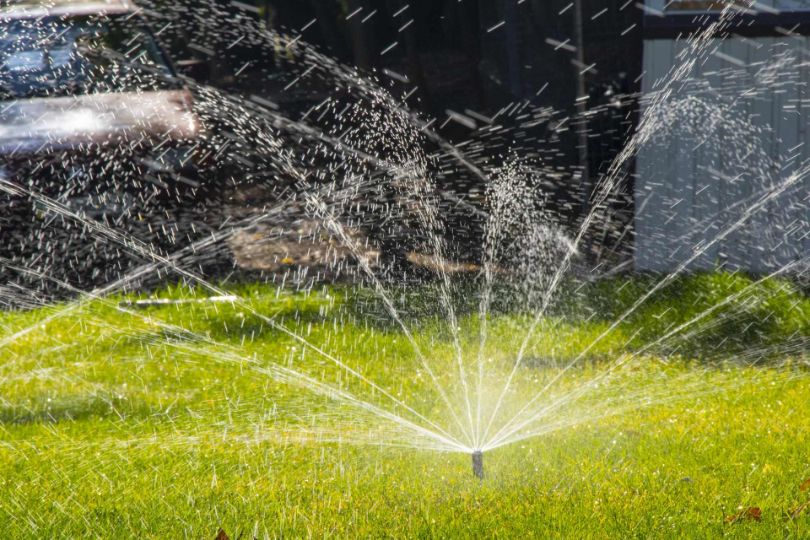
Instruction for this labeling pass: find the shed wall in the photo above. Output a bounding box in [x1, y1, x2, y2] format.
[635, 37, 809, 273]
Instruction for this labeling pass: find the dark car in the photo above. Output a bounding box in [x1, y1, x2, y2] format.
[0, 0, 216, 296]
[0, 0, 208, 184]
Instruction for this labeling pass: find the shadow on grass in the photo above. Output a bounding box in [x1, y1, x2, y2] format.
[345, 272, 808, 363]
[0, 394, 157, 426]
[564, 272, 809, 362]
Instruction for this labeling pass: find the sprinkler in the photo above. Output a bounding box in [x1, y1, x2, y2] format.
[472, 450, 484, 480]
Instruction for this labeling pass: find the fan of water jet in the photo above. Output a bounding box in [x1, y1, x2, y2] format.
[0, 0, 807, 485]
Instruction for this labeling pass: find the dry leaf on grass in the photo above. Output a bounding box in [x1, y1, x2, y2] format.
[800, 478, 810, 492]
[215, 528, 230, 540]
[725, 506, 762, 524]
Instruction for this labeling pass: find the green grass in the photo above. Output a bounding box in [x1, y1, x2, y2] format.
[1, 274, 808, 538]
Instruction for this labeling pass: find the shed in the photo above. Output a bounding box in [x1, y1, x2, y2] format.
[634, 0, 809, 273]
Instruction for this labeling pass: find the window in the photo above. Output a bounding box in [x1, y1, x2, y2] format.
[0, 15, 175, 99]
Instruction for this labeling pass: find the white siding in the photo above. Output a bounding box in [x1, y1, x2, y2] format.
[635, 37, 810, 273]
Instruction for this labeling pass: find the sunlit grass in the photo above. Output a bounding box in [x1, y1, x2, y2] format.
[0, 274, 808, 537]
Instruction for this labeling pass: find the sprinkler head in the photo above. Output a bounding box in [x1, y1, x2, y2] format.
[472, 450, 484, 480]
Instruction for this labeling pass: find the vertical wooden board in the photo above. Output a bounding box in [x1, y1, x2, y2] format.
[661, 38, 692, 270]
[787, 36, 808, 272]
[634, 40, 655, 270]
[690, 37, 727, 271]
[714, 38, 740, 266]
[733, 36, 769, 271]
[768, 36, 808, 270]
[761, 37, 782, 272]
[654, 38, 681, 272]
[734, 38, 778, 271]
[641, 38, 659, 94]
[769, 37, 803, 272]
[636, 39, 678, 271]
[752, 37, 798, 272]
[719, 37, 766, 270]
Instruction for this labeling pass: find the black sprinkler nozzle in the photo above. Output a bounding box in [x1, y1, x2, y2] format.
[472, 450, 484, 480]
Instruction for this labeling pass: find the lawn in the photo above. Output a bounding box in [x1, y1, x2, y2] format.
[1, 274, 808, 538]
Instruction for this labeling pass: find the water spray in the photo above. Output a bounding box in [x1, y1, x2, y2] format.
[472, 450, 484, 480]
